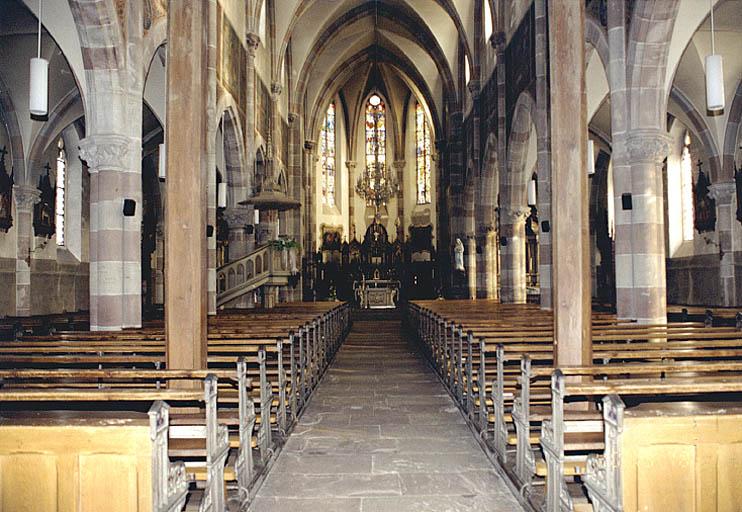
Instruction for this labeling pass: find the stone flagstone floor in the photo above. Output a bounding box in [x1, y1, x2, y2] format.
[248, 311, 524, 512]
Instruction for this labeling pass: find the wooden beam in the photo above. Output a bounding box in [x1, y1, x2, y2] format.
[165, 0, 210, 373]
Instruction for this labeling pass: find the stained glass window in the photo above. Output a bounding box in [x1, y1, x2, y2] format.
[681, 132, 693, 241]
[365, 94, 386, 192]
[415, 102, 432, 204]
[320, 101, 336, 207]
[55, 138, 66, 246]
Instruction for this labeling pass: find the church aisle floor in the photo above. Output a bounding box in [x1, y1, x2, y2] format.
[249, 311, 524, 512]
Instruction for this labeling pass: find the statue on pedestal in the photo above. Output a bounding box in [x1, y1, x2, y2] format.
[454, 238, 465, 272]
[33, 163, 55, 238]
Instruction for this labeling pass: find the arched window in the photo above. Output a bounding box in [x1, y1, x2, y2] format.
[320, 101, 336, 207]
[681, 132, 694, 241]
[55, 138, 66, 246]
[365, 94, 386, 189]
[415, 102, 432, 205]
[484, 0, 493, 41]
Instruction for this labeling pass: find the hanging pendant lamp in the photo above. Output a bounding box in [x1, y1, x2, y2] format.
[29, 0, 49, 117]
[705, 0, 725, 112]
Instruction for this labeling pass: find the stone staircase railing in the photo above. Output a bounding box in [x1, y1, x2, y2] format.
[216, 244, 293, 307]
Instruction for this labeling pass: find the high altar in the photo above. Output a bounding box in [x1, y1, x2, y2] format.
[354, 272, 400, 309]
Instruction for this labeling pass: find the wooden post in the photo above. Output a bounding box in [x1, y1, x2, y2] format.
[165, 0, 210, 373]
[548, 0, 592, 366]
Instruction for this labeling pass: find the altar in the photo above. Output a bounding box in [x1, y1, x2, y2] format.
[354, 278, 400, 309]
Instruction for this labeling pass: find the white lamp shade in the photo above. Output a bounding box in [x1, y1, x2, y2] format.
[158, 143, 166, 180]
[527, 178, 537, 206]
[29, 57, 49, 116]
[587, 139, 595, 175]
[217, 182, 228, 208]
[705, 54, 725, 111]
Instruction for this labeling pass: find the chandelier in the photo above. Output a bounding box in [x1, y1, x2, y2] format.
[355, 161, 398, 211]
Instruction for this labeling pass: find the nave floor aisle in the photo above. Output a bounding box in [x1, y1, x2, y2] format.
[249, 311, 524, 511]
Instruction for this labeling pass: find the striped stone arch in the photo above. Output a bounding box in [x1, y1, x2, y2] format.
[215, 100, 248, 206]
[670, 86, 722, 182]
[722, 81, 742, 180]
[626, 0, 681, 131]
[0, 75, 25, 184]
[504, 90, 537, 209]
[68, 0, 126, 133]
[584, 14, 609, 73]
[477, 132, 499, 233]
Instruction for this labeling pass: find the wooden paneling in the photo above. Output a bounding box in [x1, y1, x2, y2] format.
[0, 421, 151, 512]
[622, 412, 742, 512]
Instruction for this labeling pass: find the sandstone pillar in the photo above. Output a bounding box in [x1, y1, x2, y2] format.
[346, 160, 357, 227]
[626, 131, 668, 324]
[484, 227, 498, 300]
[500, 207, 529, 303]
[13, 185, 39, 316]
[466, 236, 477, 300]
[534, 0, 553, 309]
[165, 0, 209, 371]
[393, 160, 405, 224]
[710, 182, 738, 306]
[548, 0, 591, 366]
[303, 141, 317, 253]
[78, 135, 138, 331]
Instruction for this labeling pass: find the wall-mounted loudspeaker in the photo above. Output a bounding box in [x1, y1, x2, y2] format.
[541, 220, 550, 233]
[621, 193, 633, 210]
[499, 236, 508, 247]
[123, 199, 136, 217]
[206, 225, 214, 238]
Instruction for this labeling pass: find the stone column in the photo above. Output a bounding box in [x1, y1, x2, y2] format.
[165, 0, 209, 371]
[710, 182, 737, 306]
[224, 206, 255, 260]
[548, 0, 591, 366]
[466, 236, 477, 300]
[206, 0, 218, 316]
[484, 227, 498, 300]
[303, 141, 317, 253]
[245, 33, 260, 190]
[153, 225, 165, 305]
[534, 0, 552, 310]
[626, 131, 669, 324]
[78, 134, 137, 331]
[393, 160, 405, 226]
[607, 0, 634, 320]
[346, 160, 357, 227]
[13, 185, 39, 317]
[500, 207, 529, 303]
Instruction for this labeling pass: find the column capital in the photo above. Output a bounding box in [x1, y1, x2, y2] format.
[288, 112, 299, 124]
[490, 31, 506, 52]
[304, 140, 316, 152]
[626, 130, 669, 164]
[392, 160, 406, 170]
[270, 82, 283, 100]
[709, 182, 737, 205]
[223, 206, 254, 229]
[467, 80, 481, 99]
[78, 134, 133, 173]
[245, 32, 261, 56]
[499, 206, 531, 224]
[13, 184, 40, 211]
[345, 160, 357, 170]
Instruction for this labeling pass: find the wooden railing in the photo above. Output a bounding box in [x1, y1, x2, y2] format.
[216, 244, 293, 307]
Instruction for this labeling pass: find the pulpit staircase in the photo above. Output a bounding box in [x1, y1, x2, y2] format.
[216, 244, 294, 307]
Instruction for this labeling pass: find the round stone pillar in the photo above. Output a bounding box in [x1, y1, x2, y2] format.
[499, 207, 530, 303]
[78, 134, 139, 331]
[466, 236, 477, 300]
[13, 185, 40, 317]
[709, 182, 738, 306]
[624, 131, 669, 324]
[484, 227, 499, 300]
